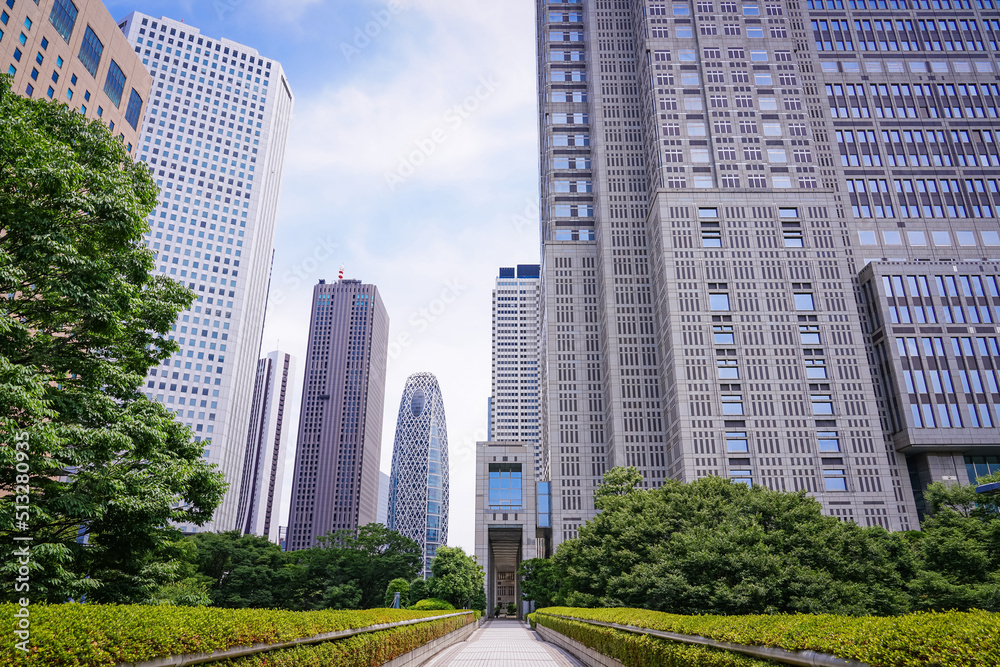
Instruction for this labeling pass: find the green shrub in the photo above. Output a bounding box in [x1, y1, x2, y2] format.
[229, 613, 469, 666]
[536, 607, 1000, 667]
[410, 598, 456, 611]
[536, 615, 769, 667]
[0, 604, 469, 666]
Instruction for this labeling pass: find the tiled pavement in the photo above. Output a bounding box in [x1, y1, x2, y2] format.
[423, 618, 584, 667]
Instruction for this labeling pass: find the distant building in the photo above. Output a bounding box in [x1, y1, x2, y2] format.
[1, 0, 152, 152]
[388, 373, 450, 576]
[475, 441, 547, 618]
[122, 12, 294, 533]
[377, 471, 390, 526]
[491, 265, 543, 480]
[286, 279, 389, 550]
[237, 351, 296, 543]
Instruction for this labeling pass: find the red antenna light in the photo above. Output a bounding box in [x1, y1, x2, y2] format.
[338, 265, 345, 281]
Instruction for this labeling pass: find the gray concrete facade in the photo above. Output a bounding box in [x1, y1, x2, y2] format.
[475, 442, 541, 619]
[536, 0, 1000, 544]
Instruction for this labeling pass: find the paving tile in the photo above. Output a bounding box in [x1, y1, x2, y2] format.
[425, 619, 583, 667]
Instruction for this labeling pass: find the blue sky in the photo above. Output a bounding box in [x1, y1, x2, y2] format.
[107, 0, 541, 553]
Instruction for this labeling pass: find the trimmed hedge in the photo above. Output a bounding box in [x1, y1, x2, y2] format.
[0, 604, 472, 666]
[535, 607, 1000, 667]
[227, 612, 470, 666]
[536, 614, 769, 667]
[410, 598, 456, 611]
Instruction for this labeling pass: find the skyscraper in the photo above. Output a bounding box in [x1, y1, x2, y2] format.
[237, 350, 296, 543]
[491, 265, 545, 480]
[287, 279, 389, 550]
[120, 13, 294, 533]
[1, 0, 151, 152]
[388, 373, 450, 576]
[537, 0, 1000, 547]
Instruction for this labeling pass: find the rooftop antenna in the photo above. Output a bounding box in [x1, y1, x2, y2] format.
[338, 265, 345, 281]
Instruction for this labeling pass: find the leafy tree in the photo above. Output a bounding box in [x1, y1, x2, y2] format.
[188, 532, 295, 609]
[408, 577, 429, 604]
[429, 546, 485, 609]
[528, 470, 915, 616]
[594, 466, 644, 507]
[518, 558, 561, 609]
[908, 474, 1000, 611]
[384, 578, 410, 608]
[0, 77, 225, 604]
[289, 524, 421, 610]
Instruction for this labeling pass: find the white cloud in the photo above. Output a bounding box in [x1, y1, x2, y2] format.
[265, 0, 539, 554]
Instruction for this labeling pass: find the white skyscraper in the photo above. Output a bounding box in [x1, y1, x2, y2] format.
[237, 351, 296, 543]
[491, 265, 544, 480]
[120, 13, 294, 532]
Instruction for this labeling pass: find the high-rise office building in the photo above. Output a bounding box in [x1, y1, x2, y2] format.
[388, 373, 450, 576]
[237, 350, 296, 543]
[491, 265, 546, 480]
[120, 13, 293, 533]
[1, 0, 151, 151]
[537, 0, 1000, 546]
[287, 280, 389, 550]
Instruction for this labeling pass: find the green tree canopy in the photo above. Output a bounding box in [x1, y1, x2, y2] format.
[0, 77, 225, 604]
[384, 578, 410, 608]
[289, 524, 422, 610]
[428, 546, 485, 610]
[526, 470, 916, 616]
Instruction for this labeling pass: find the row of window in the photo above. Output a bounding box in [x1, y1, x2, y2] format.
[901, 367, 1000, 396]
[896, 336, 1000, 358]
[859, 229, 1000, 247]
[808, 0, 996, 9]
[908, 400, 997, 428]
[818, 59, 992, 75]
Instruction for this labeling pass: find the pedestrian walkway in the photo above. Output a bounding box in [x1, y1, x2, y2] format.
[424, 618, 584, 667]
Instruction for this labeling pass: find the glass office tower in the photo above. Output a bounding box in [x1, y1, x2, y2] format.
[388, 373, 450, 576]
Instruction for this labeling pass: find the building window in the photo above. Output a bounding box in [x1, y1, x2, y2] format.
[726, 431, 749, 452]
[783, 230, 804, 247]
[125, 88, 143, 129]
[103, 59, 125, 107]
[710, 293, 730, 310]
[794, 293, 816, 310]
[799, 324, 820, 345]
[811, 394, 834, 415]
[805, 359, 828, 379]
[713, 325, 734, 344]
[823, 469, 848, 491]
[49, 0, 77, 42]
[721, 395, 744, 415]
[702, 228, 722, 247]
[488, 463, 522, 510]
[717, 359, 739, 379]
[818, 431, 840, 453]
[730, 470, 753, 486]
[77, 25, 103, 77]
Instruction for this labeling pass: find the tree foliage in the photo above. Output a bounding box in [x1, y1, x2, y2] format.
[384, 578, 410, 608]
[0, 77, 225, 603]
[145, 525, 422, 611]
[520, 469, 1000, 615]
[428, 546, 485, 611]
